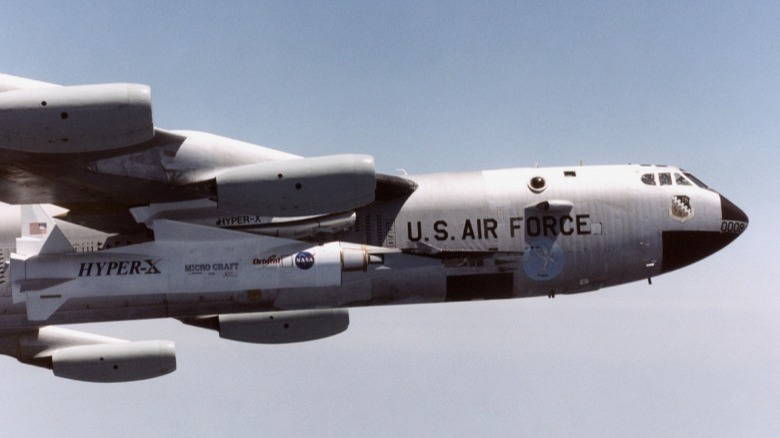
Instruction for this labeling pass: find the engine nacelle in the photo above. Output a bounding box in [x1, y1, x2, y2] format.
[216, 154, 376, 216]
[183, 309, 350, 344]
[51, 340, 176, 383]
[0, 83, 154, 153]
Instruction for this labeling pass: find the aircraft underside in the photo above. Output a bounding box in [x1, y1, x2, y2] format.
[0, 73, 748, 382]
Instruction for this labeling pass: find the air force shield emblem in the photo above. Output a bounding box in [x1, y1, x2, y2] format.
[670, 195, 694, 223]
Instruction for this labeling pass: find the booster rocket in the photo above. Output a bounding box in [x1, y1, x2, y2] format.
[11, 214, 387, 321]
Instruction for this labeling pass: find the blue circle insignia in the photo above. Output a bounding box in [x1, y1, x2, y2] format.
[295, 251, 315, 270]
[522, 238, 564, 280]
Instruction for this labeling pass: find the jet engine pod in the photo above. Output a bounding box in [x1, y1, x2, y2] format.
[216, 154, 376, 216]
[182, 309, 350, 344]
[51, 340, 176, 383]
[0, 83, 154, 153]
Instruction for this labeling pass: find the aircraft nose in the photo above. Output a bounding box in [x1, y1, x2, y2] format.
[660, 194, 748, 274]
[720, 194, 749, 225]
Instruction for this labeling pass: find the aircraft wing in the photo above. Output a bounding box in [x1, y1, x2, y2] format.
[0, 75, 224, 233]
[0, 129, 196, 234]
[0, 73, 416, 236]
[0, 73, 416, 383]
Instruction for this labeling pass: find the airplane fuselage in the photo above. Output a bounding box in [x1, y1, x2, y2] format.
[0, 164, 747, 329]
[0, 73, 749, 382]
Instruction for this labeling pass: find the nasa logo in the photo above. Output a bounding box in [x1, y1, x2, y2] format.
[670, 195, 694, 223]
[295, 251, 315, 270]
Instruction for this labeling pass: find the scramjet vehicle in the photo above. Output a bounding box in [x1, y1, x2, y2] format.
[0, 73, 748, 382]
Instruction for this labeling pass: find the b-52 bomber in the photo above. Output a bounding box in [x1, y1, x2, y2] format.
[0, 73, 748, 382]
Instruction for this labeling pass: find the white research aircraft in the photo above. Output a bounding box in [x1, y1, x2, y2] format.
[0, 73, 748, 382]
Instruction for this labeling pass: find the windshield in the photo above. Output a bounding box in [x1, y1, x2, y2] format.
[674, 173, 692, 186]
[683, 172, 709, 189]
[640, 169, 710, 189]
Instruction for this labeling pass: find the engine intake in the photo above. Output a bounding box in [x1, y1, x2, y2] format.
[0, 83, 154, 153]
[216, 154, 376, 216]
[51, 340, 176, 383]
[182, 309, 350, 344]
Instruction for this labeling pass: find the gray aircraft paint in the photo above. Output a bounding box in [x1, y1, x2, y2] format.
[0, 73, 749, 381]
[1, 164, 743, 326]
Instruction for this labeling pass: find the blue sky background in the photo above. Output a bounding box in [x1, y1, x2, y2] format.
[1, 2, 777, 437]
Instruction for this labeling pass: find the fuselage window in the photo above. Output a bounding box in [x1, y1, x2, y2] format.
[658, 172, 672, 186]
[641, 173, 656, 185]
[674, 173, 692, 186]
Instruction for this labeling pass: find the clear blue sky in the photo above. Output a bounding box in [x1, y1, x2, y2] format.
[1, 2, 777, 437]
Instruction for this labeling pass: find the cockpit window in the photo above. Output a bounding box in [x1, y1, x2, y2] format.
[674, 173, 692, 186]
[684, 172, 709, 189]
[642, 169, 709, 188]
